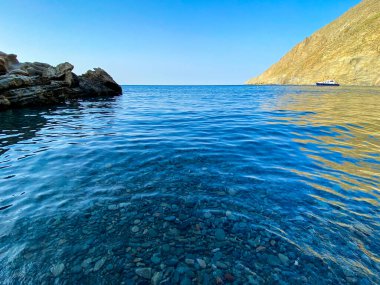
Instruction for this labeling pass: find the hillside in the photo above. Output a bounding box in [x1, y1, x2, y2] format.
[247, 0, 380, 86]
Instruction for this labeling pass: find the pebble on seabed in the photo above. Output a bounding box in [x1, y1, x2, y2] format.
[93, 257, 106, 271]
[2, 194, 377, 285]
[131, 226, 139, 233]
[50, 263, 64, 276]
[197, 258, 207, 269]
[135, 267, 152, 279]
[215, 229, 226, 241]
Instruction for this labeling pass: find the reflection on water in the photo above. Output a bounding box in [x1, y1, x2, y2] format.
[274, 87, 380, 211]
[0, 86, 379, 284]
[0, 109, 48, 156]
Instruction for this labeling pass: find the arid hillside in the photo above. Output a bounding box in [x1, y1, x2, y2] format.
[247, 0, 380, 86]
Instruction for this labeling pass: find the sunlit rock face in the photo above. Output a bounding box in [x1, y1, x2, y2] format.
[0, 52, 20, 75]
[247, 0, 380, 86]
[0, 52, 122, 110]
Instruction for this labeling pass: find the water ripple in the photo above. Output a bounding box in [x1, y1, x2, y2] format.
[0, 86, 379, 284]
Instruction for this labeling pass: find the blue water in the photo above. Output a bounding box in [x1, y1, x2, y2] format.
[0, 85, 379, 284]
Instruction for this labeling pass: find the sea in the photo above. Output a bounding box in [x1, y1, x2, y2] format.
[0, 85, 379, 284]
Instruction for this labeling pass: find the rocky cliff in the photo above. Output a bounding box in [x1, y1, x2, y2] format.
[247, 0, 380, 86]
[0, 52, 122, 110]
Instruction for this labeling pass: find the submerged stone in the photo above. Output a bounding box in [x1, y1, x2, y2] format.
[50, 263, 65, 277]
[267, 254, 281, 266]
[108, 204, 118, 210]
[151, 271, 163, 285]
[180, 277, 192, 285]
[135, 267, 152, 279]
[249, 236, 261, 247]
[131, 226, 140, 233]
[278, 253, 289, 266]
[164, 216, 176, 221]
[197, 258, 207, 269]
[151, 254, 161, 264]
[215, 229, 226, 241]
[93, 257, 106, 271]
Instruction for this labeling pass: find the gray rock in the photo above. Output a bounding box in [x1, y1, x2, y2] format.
[0, 53, 19, 75]
[176, 265, 191, 274]
[151, 254, 161, 264]
[81, 258, 93, 268]
[248, 236, 261, 247]
[79, 67, 122, 96]
[135, 267, 152, 279]
[43, 62, 74, 80]
[165, 257, 179, 266]
[267, 254, 281, 266]
[0, 51, 121, 110]
[216, 261, 228, 269]
[108, 204, 118, 210]
[131, 226, 140, 233]
[8, 69, 29, 76]
[213, 251, 223, 261]
[180, 277, 192, 285]
[278, 253, 289, 266]
[215, 229, 226, 241]
[106, 264, 114, 271]
[93, 257, 106, 271]
[151, 271, 163, 285]
[164, 216, 176, 221]
[0, 75, 49, 92]
[119, 202, 129, 208]
[71, 265, 82, 273]
[50, 263, 65, 276]
[197, 258, 207, 269]
[162, 244, 171, 252]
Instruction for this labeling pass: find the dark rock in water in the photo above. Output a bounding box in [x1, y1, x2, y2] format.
[278, 253, 290, 266]
[0, 52, 122, 110]
[164, 216, 176, 222]
[267, 254, 281, 266]
[79, 68, 122, 96]
[215, 229, 226, 241]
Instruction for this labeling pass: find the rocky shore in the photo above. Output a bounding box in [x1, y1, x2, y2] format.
[0, 52, 122, 110]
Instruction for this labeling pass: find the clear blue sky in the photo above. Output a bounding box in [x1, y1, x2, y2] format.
[1, 0, 360, 85]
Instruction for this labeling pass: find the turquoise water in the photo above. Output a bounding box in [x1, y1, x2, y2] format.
[0, 85, 379, 284]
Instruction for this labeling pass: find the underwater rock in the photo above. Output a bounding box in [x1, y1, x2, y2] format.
[135, 267, 152, 279]
[50, 263, 65, 277]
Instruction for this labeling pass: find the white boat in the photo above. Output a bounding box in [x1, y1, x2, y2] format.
[316, 80, 340, 86]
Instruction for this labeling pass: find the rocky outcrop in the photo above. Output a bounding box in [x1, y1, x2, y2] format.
[247, 0, 380, 86]
[0, 52, 19, 75]
[0, 52, 122, 110]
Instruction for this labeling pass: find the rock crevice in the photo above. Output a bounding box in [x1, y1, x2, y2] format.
[0, 52, 122, 110]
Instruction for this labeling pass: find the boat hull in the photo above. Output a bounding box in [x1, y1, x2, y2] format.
[316, 83, 340, 86]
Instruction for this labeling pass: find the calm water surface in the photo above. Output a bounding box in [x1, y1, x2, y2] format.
[0, 86, 379, 284]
